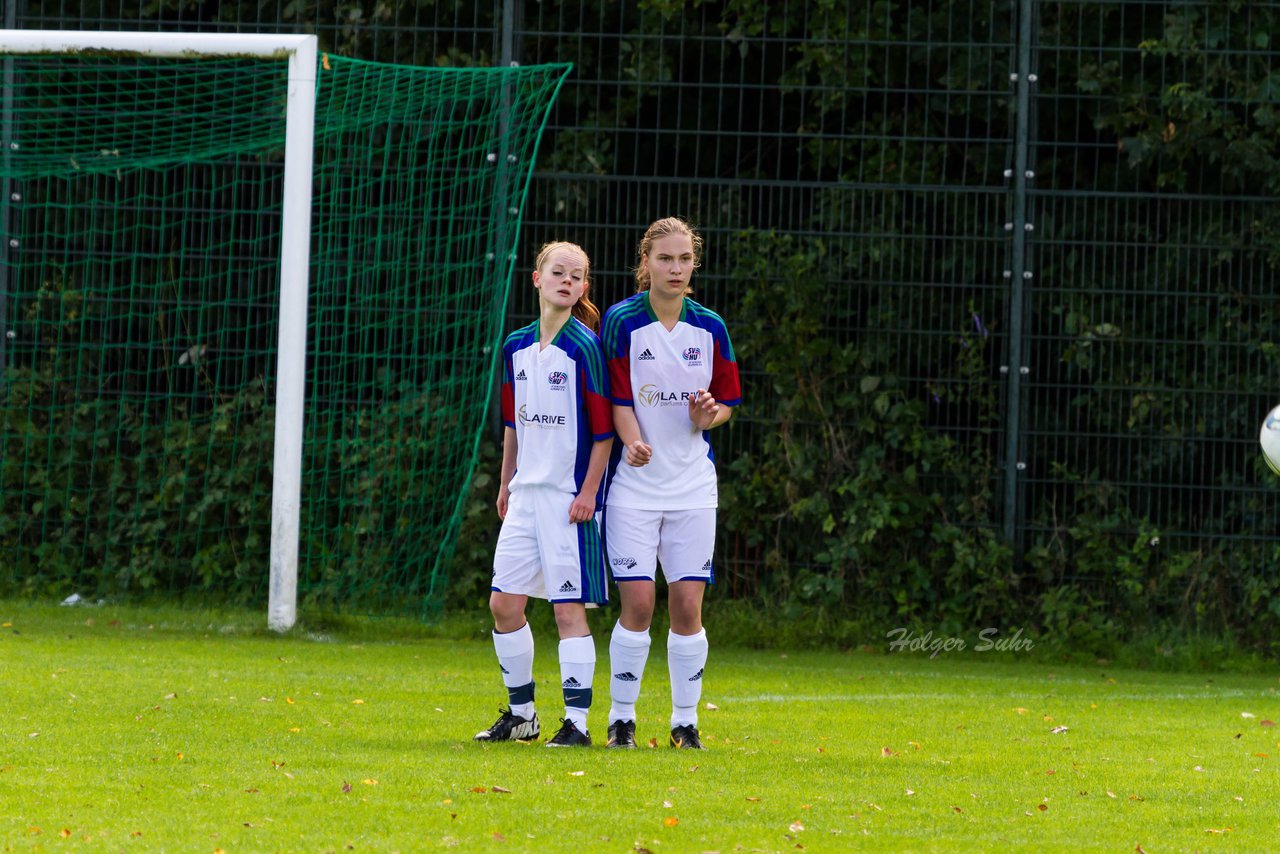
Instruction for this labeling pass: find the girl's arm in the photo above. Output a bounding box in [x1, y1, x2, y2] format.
[612, 404, 652, 466]
[689, 388, 733, 431]
[496, 426, 517, 519]
[568, 437, 614, 523]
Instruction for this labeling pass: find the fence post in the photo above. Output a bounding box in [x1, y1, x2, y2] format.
[1003, 0, 1037, 549]
[0, 0, 19, 383]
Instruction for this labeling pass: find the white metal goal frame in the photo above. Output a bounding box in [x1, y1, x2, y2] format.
[0, 30, 318, 632]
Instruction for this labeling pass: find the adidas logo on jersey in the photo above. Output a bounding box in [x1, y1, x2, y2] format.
[637, 348, 655, 361]
[613, 672, 638, 682]
[515, 369, 527, 380]
[563, 676, 582, 688]
[688, 668, 703, 682]
[558, 580, 577, 593]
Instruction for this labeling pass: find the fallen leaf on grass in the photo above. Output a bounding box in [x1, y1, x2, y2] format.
[904, 789, 915, 796]
[1205, 827, 1233, 834]
[1106, 791, 1117, 799]
[352, 699, 365, 705]
[705, 702, 718, 710]
[1241, 712, 1256, 719]
[909, 741, 921, 750]
[492, 832, 506, 841]
[1051, 726, 1069, 734]
[59, 829, 71, 839]
[1013, 707, 1028, 715]
[492, 785, 512, 794]
[648, 738, 659, 749]
[746, 797, 760, 802]
[881, 747, 898, 757]
[1254, 753, 1268, 759]
[1036, 803, 1048, 812]
[1129, 794, 1145, 802]
[569, 771, 585, 777]
[788, 821, 804, 833]
[1261, 720, 1276, 728]
[952, 806, 963, 813]
[341, 781, 351, 793]
[362, 778, 377, 786]
[471, 786, 487, 793]
[663, 817, 679, 827]
[663, 800, 673, 809]
[1135, 846, 1147, 854]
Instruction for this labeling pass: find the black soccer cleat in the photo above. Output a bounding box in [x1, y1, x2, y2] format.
[545, 718, 592, 747]
[669, 724, 704, 749]
[473, 707, 539, 742]
[606, 719, 637, 749]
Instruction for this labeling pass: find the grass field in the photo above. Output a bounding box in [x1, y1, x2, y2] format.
[3, 601, 1279, 853]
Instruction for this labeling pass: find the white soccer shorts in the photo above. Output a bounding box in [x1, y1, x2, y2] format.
[603, 505, 716, 584]
[492, 486, 608, 604]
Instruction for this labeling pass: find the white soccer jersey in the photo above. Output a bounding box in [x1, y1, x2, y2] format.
[601, 293, 741, 510]
[501, 317, 613, 503]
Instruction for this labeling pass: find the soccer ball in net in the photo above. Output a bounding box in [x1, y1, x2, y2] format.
[1260, 405, 1280, 475]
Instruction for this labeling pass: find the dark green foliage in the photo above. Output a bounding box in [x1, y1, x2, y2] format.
[6, 1, 1280, 653]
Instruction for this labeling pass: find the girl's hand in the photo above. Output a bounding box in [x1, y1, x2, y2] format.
[625, 439, 653, 467]
[496, 486, 511, 520]
[688, 388, 720, 430]
[568, 493, 595, 524]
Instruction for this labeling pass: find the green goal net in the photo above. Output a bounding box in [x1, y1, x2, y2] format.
[0, 45, 570, 617]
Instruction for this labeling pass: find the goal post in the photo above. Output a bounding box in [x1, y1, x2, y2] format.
[0, 31, 570, 630]
[0, 30, 317, 632]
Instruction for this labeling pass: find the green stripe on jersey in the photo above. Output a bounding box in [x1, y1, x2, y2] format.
[686, 301, 735, 361]
[561, 321, 607, 391]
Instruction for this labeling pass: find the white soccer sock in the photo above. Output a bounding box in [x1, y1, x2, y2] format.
[559, 635, 596, 733]
[668, 628, 708, 728]
[492, 622, 536, 719]
[608, 621, 651, 724]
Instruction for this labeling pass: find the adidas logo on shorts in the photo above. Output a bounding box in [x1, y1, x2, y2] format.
[702, 559, 712, 572]
[688, 668, 703, 682]
[563, 676, 582, 688]
[515, 369, 527, 380]
[613, 672, 638, 682]
[558, 580, 577, 593]
[638, 348, 655, 361]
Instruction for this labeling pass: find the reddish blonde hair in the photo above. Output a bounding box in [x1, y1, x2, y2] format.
[633, 217, 703, 294]
[535, 240, 600, 332]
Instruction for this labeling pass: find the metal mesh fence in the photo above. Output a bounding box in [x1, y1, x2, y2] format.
[5, 0, 1280, 617]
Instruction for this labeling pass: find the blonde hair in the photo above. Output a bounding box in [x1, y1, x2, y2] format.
[535, 240, 600, 332]
[634, 216, 703, 294]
